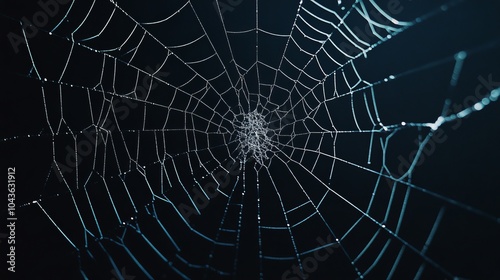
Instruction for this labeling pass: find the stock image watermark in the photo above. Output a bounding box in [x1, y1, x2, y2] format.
[51, 66, 170, 182]
[7, 0, 71, 53]
[282, 234, 340, 280]
[385, 74, 500, 187]
[110, 266, 136, 280]
[177, 158, 242, 223]
[339, 0, 404, 56]
[6, 167, 17, 273]
[213, 0, 243, 18]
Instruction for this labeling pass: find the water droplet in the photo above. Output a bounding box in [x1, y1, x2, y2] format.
[474, 103, 484, 111]
[455, 51, 467, 60]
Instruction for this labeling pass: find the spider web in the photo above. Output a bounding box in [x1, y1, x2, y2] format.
[2, 0, 500, 279]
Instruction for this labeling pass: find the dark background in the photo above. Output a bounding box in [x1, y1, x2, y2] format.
[1, 0, 500, 279]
